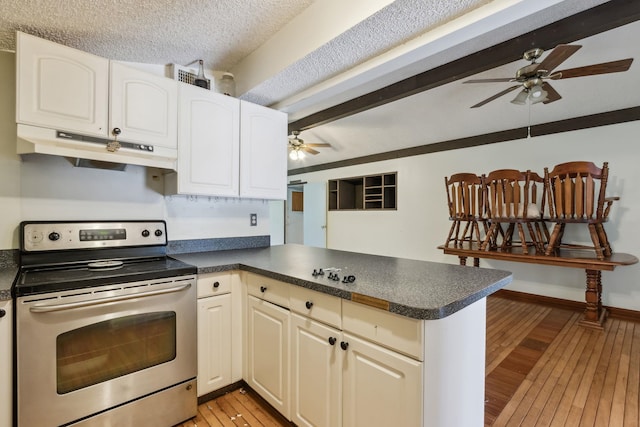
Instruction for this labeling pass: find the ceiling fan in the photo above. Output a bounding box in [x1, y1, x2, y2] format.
[288, 131, 332, 160]
[464, 44, 634, 108]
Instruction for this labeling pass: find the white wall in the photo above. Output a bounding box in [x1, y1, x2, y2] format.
[289, 121, 640, 311]
[0, 51, 21, 248]
[0, 51, 279, 250]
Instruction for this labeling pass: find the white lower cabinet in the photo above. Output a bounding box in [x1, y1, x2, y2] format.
[197, 293, 232, 396]
[246, 294, 290, 418]
[341, 332, 422, 427]
[196, 273, 232, 397]
[291, 313, 342, 427]
[0, 299, 12, 427]
[290, 298, 423, 427]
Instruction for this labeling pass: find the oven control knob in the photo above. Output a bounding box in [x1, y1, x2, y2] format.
[141, 229, 150, 237]
[154, 229, 163, 237]
[48, 232, 60, 241]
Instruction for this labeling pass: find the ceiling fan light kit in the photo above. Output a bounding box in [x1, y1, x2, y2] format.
[510, 89, 529, 105]
[465, 44, 633, 108]
[289, 148, 305, 160]
[288, 130, 332, 160]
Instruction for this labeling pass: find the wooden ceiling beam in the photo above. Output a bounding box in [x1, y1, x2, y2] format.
[287, 0, 640, 133]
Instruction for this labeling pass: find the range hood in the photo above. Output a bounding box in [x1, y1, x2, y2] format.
[17, 124, 178, 170]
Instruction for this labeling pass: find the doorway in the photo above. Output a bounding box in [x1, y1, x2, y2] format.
[285, 182, 327, 248]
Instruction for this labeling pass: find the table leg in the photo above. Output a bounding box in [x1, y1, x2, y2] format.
[457, 256, 480, 267]
[578, 269, 607, 330]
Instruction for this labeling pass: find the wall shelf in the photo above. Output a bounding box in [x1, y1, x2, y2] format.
[328, 172, 396, 211]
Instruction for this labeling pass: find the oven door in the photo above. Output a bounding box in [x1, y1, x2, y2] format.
[16, 275, 197, 427]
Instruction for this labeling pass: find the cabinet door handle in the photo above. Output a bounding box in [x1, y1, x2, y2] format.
[0, 308, 5, 318]
[305, 301, 313, 309]
[340, 341, 349, 351]
[260, 286, 267, 293]
[328, 337, 336, 345]
[213, 281, 220, 289]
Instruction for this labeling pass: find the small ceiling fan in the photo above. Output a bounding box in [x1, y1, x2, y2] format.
[464, 44, 633, 108]
[288, 131, 331, 160]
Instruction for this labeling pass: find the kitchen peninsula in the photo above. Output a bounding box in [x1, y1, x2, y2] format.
[172, 244, 512, 427]
[0, 243, 510, 427]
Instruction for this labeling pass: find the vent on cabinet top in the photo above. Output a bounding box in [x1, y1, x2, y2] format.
[170, 64, 210, 90]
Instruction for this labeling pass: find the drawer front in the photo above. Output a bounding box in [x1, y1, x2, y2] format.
[342, 300, 423, 361]
[290, 286, 341, 329]
[246, 273, 290, 308]
[197, 272, 232, 298]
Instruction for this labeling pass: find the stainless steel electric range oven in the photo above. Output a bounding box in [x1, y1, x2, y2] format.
[14, 220, 198, 427]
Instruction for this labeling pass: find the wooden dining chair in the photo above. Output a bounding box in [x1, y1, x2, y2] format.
[444, 173, 487, 248]
[544, 161, 618, 259]
[480, 169, 548, 253]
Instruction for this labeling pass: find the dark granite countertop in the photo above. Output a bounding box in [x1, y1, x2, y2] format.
[0, 250, 19, 301]
[172, 244, 512, 320]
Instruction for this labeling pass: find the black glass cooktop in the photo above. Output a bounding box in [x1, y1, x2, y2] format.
[15, 257, 197, 297]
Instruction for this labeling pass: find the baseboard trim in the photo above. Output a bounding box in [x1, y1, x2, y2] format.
[493, 289, 640, 323]
[197, 381, 244, 405]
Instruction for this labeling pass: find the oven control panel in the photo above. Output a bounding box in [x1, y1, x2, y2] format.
[21, 221, 167, 252]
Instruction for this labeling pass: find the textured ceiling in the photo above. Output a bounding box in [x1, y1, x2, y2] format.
[0, 0, 315, 71]
[0, 0, 631, 172]
[0, 0, 494, 107]
[241, 0, 492, 105]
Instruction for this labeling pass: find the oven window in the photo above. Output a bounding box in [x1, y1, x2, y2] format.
[56, 311, 176, 394]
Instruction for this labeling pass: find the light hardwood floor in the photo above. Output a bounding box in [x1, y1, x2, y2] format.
[180, 295, 640, 426]
[485, 295, 640, 427]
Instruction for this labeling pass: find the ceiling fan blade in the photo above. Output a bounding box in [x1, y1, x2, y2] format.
[541, 82, 562, 104]
[470, 85, 521, 108]
[304, 143, 332, 148]
[551, 58, 633, 79]
[302, 147, 320, 155]
[463, 78, 514, 83]
[537, 44, 582, 73]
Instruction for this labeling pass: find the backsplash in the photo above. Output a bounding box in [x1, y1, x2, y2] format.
[167, 235, 270, 255]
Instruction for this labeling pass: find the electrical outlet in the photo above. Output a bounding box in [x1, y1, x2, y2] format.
[250, 213, 257, 226]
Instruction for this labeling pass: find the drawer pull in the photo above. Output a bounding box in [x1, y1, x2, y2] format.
[260, 286, 267, 293]
[213, 281, 220, 288]
[305, 301, 313, 309]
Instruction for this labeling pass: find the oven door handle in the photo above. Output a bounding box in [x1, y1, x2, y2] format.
[29, 283, 192, 313]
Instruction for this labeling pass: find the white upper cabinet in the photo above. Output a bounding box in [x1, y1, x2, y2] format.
[16, 31, 109, 137]
[109, 61, 177, 149]
[240, 101, 287, 200]
[167, 83, 240, 196]
[16, 31, 177, 153]
[167, 93, 287, 200]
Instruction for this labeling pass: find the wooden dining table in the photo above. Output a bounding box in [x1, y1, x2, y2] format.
[439, 244, 638, 330]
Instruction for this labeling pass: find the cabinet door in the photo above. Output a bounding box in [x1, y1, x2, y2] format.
[0, 300, 12, 427]
[109, 62, 177, 149]
[16, 31, 109, 136]
[342, 333, 422, 427]
[246, 295, 289, 418]
[239, 101, 287, 200]
[197, 293, 232, 396]
[291, 314, 342, 427]
[176, 83, 239, 196]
